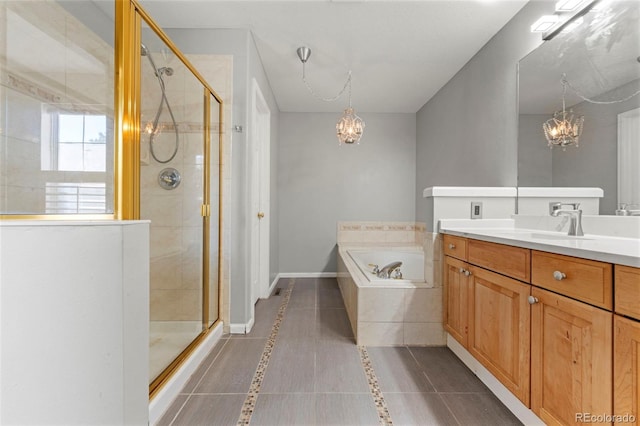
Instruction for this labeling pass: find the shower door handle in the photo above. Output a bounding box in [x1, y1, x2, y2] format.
[257, 212, 265, 219]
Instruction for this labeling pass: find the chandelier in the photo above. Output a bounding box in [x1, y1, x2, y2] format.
[543, 76, 584, 150]
[296, 46, 365, 145]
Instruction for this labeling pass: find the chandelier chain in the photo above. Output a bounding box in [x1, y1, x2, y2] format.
[562, 73, 640, 105]
[302, 62, 352, 104]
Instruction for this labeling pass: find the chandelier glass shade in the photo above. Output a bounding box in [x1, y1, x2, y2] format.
[336, 107, 365, 145]
[543, 77, 584, 150]
[543, 109, 584, 149]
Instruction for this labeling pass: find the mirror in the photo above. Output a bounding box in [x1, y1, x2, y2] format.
[517, 0, 640, 215]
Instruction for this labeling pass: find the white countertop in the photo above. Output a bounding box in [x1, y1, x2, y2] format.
[439, 219, 640, 268]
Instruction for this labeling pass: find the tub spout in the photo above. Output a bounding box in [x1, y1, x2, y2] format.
[377, 261, 402, 279]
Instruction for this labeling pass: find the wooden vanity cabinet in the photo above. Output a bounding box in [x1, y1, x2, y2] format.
[468, 265, 531, 405]
[443, 234, 620, 418]
[443, 236, 531, 405]
[614, 265, 640, 426]
[530, 286, 612, 426]
[443, 255, 471, 346]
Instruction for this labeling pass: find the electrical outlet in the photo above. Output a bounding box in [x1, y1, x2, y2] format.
[471, 202, 483, 219]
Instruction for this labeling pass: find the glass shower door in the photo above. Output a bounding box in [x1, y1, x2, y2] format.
[140, 26, 205, 385]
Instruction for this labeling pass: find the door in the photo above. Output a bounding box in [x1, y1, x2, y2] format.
[468, 265, 531, 406]
[531, 287, 612, 425]
[249, 79, 271, 308]
[618, 107, 640, 208]
[614, 315, 640, 426]
[444, 256, 470, 347]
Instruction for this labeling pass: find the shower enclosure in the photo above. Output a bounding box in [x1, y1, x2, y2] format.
[1, 0, 224, 398]
[139, 20, 222, 391]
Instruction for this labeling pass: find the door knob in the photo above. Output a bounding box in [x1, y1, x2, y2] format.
[528, 295, 539, 305]
[257, 212, 265, 219]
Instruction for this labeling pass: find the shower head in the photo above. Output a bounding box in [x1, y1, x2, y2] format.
[141, 43, 149, 56]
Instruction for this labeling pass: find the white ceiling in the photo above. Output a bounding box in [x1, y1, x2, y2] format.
[136, 0, 529, 113]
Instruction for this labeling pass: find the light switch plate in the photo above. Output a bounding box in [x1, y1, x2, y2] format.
[471, 202, 483, 219]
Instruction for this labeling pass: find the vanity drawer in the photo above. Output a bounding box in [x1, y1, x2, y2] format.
[443, 234, 467, 261]
[531, 251, 613, 310]
[468, 239, 530, 282]
[615, 265, 640, 320]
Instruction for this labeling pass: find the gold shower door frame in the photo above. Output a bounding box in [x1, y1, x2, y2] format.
[115, 0, 224, 398]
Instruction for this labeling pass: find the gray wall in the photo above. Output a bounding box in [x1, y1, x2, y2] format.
[415, 1, 554, 222]
[167, 29, 280, 325]
[518, 114, 552, 187]
[278, 112, 416, 273]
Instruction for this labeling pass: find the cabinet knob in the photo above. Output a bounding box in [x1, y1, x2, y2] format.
[459, 267, 465, 273]
[527, 295, 539, 305]
[448, 244, 455, 249]
[553, 271, 566, 281]
[464, 270, 472, 277]
[258, 212, 265, 219]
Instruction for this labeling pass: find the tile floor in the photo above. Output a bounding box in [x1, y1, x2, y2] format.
[158, 278, 521, 426]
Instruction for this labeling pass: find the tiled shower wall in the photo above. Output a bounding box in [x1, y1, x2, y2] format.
[143, 52, 232, 322]
[0, 2, 114, 214]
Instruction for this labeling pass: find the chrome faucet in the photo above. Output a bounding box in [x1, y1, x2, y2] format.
[377, 261, 402, 279]
[616, 203, 640, 216]
[550, 202, 584, 236]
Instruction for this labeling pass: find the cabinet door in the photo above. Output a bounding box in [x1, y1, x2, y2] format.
[468, 265, 531, 406]
[444, 256, 469, 347]
[614, 315, 640, 426]
[531, 287, 612, 426]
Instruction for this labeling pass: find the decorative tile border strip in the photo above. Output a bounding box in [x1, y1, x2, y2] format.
[237, 279, 295, 426]
[358, 345, 394, 426]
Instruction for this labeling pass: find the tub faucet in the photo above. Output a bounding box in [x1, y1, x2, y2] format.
[377, 261, 403, 279]
[550, 202, 584, 236]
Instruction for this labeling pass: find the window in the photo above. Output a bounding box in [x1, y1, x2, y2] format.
[41, 111, 107, 172]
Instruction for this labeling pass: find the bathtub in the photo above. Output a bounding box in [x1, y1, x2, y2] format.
[337, 246, 444, 346]
[348, 249, 425, 285]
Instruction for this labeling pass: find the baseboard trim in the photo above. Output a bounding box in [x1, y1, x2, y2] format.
[245, 316, 255, 334]
[446, 334, 544, 426]
[263, 274, 282, 299]
[149, 323, 223, 425]
[229, 323, 248, 334]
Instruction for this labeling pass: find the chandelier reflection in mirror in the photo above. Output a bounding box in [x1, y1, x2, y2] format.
[543, 72, 640, 150]
[543, 76, 584, 150]
[296, 46, 365, 145]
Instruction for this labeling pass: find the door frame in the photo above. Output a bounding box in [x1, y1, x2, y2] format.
[249, 78, 271, 310]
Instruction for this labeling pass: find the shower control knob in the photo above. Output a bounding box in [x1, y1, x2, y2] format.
[528, 295, 539, 305]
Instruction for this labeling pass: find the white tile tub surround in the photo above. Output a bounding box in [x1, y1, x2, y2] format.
[349, 249, 426, 284]
[337, 221, 420, 244]
[516, 187, 603, 215]
[337, 246, 446, 346]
